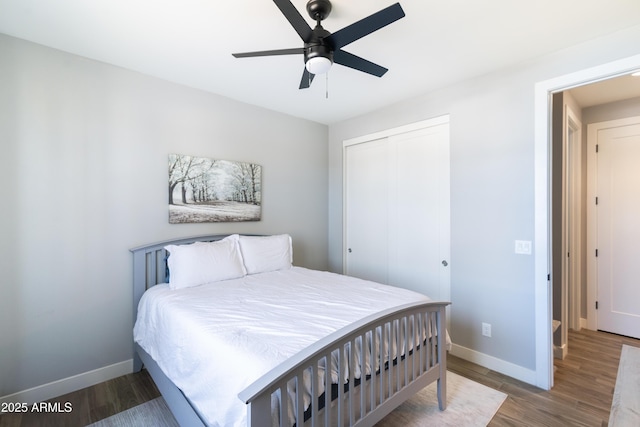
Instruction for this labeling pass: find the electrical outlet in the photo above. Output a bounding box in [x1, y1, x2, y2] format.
[482, 322, 492, 337]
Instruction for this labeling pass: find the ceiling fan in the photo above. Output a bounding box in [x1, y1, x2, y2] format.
[232, 0, 405, 89]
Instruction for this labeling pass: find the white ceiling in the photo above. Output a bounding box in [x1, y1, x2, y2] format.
[1, 0, 640, 124]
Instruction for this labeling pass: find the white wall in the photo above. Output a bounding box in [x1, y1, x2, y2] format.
[328, 25, 640, 380]
[0, 34, 328, 400]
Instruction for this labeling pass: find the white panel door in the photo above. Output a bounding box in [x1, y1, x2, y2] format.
[592, 119, 640, 339]
[344, 118, 450, 301]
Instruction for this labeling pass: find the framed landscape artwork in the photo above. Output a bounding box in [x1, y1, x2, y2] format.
[168, 154, 261, 223]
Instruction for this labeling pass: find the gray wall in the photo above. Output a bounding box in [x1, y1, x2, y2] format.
[582, 96, 640, 125]
[328, 25, 640, 372]
[3, 21, 640, 399]
[0, 34, 328, 398]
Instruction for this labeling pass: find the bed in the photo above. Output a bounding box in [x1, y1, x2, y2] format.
[131, 234, 450, 427]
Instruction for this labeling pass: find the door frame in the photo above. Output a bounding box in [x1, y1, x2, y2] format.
[565, 106, 583, 333]
[556, 104, 582, 360]
[534, 53, 640, 390]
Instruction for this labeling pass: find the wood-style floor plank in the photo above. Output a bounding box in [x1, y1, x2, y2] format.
[1, 329, 637, 426]
[447, 328, 639, 427]
[0, 372, 161, 427]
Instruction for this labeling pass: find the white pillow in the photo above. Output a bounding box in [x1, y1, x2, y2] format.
[239, 234, 293, 274]
[165, 234, 247, 289]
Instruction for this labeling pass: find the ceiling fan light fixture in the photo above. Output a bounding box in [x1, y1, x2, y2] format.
[231, 0, 405, 89]
[306, 56, 332, 74]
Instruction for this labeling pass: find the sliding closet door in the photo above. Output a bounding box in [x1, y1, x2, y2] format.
[344, 117, 450, 301]
[344, 138, 389, 284]
[388, 124, 450, 300]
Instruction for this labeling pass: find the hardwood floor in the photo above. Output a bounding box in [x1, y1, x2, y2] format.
[449, 328, 640, 427]
[0, 371, 161, 427]
[1, 328, 637, 427]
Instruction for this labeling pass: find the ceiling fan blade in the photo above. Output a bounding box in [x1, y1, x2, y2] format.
[327, 2, 405, 50]
[232, 47, 304, 58]
[273, 0, 314, 42]
[299, 68, 315, 89]
[333, 50, 388, 77]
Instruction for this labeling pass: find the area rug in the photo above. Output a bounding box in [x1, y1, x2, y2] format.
[608, 344, 640, 427]
[377, 370, 507, 426]
[87, 371, 506, 427]
[86, 397, 179, 427]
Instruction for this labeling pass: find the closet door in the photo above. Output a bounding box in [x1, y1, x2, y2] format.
[344, 138, 389, 284]
[343, 117, 450, 301]
[388, 124, 450, 300]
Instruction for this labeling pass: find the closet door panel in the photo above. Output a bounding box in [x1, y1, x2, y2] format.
[344, 138, 389, 284]
[388, 124, 450, 300]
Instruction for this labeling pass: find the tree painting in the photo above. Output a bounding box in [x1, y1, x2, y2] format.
[168, 154, 261, 223]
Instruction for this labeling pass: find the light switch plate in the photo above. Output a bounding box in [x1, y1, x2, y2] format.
[515, 240, 532, 255]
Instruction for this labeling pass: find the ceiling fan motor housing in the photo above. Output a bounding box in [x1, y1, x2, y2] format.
[304, 43, 333, 73]
[304, 26, 333, 67]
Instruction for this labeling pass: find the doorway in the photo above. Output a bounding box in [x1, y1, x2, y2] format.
[534, 53, 640, 390]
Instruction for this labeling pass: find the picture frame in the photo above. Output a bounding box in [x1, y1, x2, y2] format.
[168, 154, 261, 223]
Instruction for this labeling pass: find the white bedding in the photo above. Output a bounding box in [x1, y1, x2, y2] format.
[133, 266, 441, 427]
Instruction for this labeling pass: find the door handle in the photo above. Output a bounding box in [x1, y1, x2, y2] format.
[442, 260, 448, 266]
[348, 248, 352, 253]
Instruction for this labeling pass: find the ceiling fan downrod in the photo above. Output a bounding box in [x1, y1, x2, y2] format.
[306, 0, 332, 22]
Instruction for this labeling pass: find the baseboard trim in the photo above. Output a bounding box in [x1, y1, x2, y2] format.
[554, 343, 568, 360]
[0, 360, 133, 405]
[450, 344, 537, 386]
[580, 317, 588, 329]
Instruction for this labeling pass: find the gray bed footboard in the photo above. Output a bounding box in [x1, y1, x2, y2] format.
[239, 300, 449, 427]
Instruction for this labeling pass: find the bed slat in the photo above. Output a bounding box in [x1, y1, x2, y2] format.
[239, 300, 449, 427]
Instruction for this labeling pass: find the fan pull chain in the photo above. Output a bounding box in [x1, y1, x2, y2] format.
[325, 72, 329, 99]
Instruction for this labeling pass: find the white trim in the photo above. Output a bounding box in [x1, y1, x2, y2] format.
[0, 360, 133, 405]
[580, 317, 588, 329]
[586, 121, 599, 331]
[553, 343, 568, 360]
[342, 114, 450, 147]
[566, 106, 582, 333]
[534, 79, 553, 390]
[450, 344, 536, 385]
[534, 53, 640, 390]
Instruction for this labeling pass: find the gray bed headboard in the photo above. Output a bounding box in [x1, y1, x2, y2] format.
[130, 234, 238, 317]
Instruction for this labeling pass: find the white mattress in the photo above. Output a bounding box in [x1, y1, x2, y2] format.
[133, 266, 438, 427]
